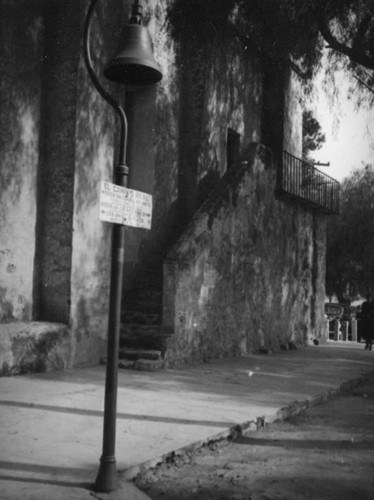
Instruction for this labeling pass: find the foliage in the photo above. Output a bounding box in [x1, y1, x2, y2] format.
[302, 110, 326, 160]
[326, 164, 374, 302]
[167, 0, 374, 80]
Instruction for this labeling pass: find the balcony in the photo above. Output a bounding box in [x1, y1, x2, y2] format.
[276, 151, 340, 214]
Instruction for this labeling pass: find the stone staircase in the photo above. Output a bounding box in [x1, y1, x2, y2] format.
[118, 256, 172, 371]
[116, 213, 190, 371]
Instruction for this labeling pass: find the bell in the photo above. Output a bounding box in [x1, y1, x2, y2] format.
[104, 1, 162, 87]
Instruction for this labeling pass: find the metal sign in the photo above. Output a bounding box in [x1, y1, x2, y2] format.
[99, 181, 152, 229]
[324, 303, 344, 318]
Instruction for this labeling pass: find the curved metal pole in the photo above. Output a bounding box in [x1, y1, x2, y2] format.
[83, 0, 128, 168]
[83, 0, 128, 492]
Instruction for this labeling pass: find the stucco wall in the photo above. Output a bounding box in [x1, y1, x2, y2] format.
[152, 0, 180, 231]
[0, 0, 329, 372]
[170, 37, 264, 224]
[0, 0, 122, 367]
[312, 212, 328, 337]
[164, 144, 327, 366]
[69, 0, 122, 366]
[145, 2, 264, 256]
[0, 3, 41, 322]
[198, 43, 262, 179]
[33, 0, 82, 324]
[0, 322, 71, 376]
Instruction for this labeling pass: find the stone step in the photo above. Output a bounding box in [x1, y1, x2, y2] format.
[120, 324, 173, 336]
[124, 279, 162, 289]
[124, 289, 162, 299]
[131, 283, 163, 295]
[121, 311, 162, 326]
[130, 358, 165, 371]
[124, 288, 163, 300]
[132, 268, 163, 281]
[120, 325, 173, 352]
[122, 298, 162, 315]
[119, 348, 162, 361]
[101, 357, 165, 371]
[120, 336, 167, 352]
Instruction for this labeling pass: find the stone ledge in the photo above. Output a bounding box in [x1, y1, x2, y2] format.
[0, 321, 71, 376]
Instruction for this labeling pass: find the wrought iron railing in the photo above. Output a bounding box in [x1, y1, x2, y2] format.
[276, 151, 340, 214]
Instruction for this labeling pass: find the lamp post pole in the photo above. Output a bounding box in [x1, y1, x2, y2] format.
[83, 0, 161, 492]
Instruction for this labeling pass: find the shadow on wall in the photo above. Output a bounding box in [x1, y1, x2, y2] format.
[197, 170, 221, 208]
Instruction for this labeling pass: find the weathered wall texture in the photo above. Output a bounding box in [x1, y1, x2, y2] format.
[118, 0, 180, 277]
[0, 0, 330, 372]
[164, 144, 327, 366]
[95, 0, 178, 290]
[143, 2, 265, 264]
[0, 0, 121, 368]
[0, 3, 41, 322]
[69, 0, 121, 365]
[0, 322, 71, 376]
[312, 213, 328, 338]
[169, 37, 264, 224]
[33, 0, 81, 324]
[152, 0, 180, 226]
[198, 43, 262, 179]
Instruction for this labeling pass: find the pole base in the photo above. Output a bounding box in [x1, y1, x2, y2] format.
[94, 456, 117, 492]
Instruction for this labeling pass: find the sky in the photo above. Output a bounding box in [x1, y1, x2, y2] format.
[310, 69, 374, 182]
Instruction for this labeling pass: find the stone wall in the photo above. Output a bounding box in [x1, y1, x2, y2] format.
[163, 144, 327, 366]
[33, 0, 81, 324]
[69, 0, 120, 366]
[0, 322, 71, 376]
[0, 0, 122, 369]
[312, 212, 328, 338]
[0, 0, 330, 372]
[0, 1, 41, 322]
[137, 1, 265, 273]
[162, 28, 264, 225]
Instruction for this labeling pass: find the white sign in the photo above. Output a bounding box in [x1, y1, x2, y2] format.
[99, 181, 152, 229]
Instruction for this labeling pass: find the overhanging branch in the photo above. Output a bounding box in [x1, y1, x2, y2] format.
[354, 75, 374, 94]
[315, 14, 374, 70]
[288, 60, 312, 79]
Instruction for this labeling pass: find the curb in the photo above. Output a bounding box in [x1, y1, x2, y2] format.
[273, 370, 374, 422]
[121, 369, 374, 481]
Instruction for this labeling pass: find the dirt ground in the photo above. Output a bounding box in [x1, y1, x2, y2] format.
[135, 371, 374, 500]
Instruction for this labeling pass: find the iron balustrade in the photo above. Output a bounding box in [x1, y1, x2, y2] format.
[276, 151, 340, 214]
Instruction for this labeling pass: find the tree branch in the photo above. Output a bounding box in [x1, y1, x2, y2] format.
[288, 60, 312, 79]
[354, 75, 374, 94]
[314, 14, 374, 70]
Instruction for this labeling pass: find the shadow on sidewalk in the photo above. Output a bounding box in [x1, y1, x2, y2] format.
[0, 459, 93, 489]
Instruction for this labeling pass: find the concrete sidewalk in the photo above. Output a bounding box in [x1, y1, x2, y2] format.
[1, 341, 373, 500]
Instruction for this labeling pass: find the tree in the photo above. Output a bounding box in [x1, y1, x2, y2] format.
[167, 0, 374, 82]
[326, 164, 374, 302]
[302, 110, 326, 160]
